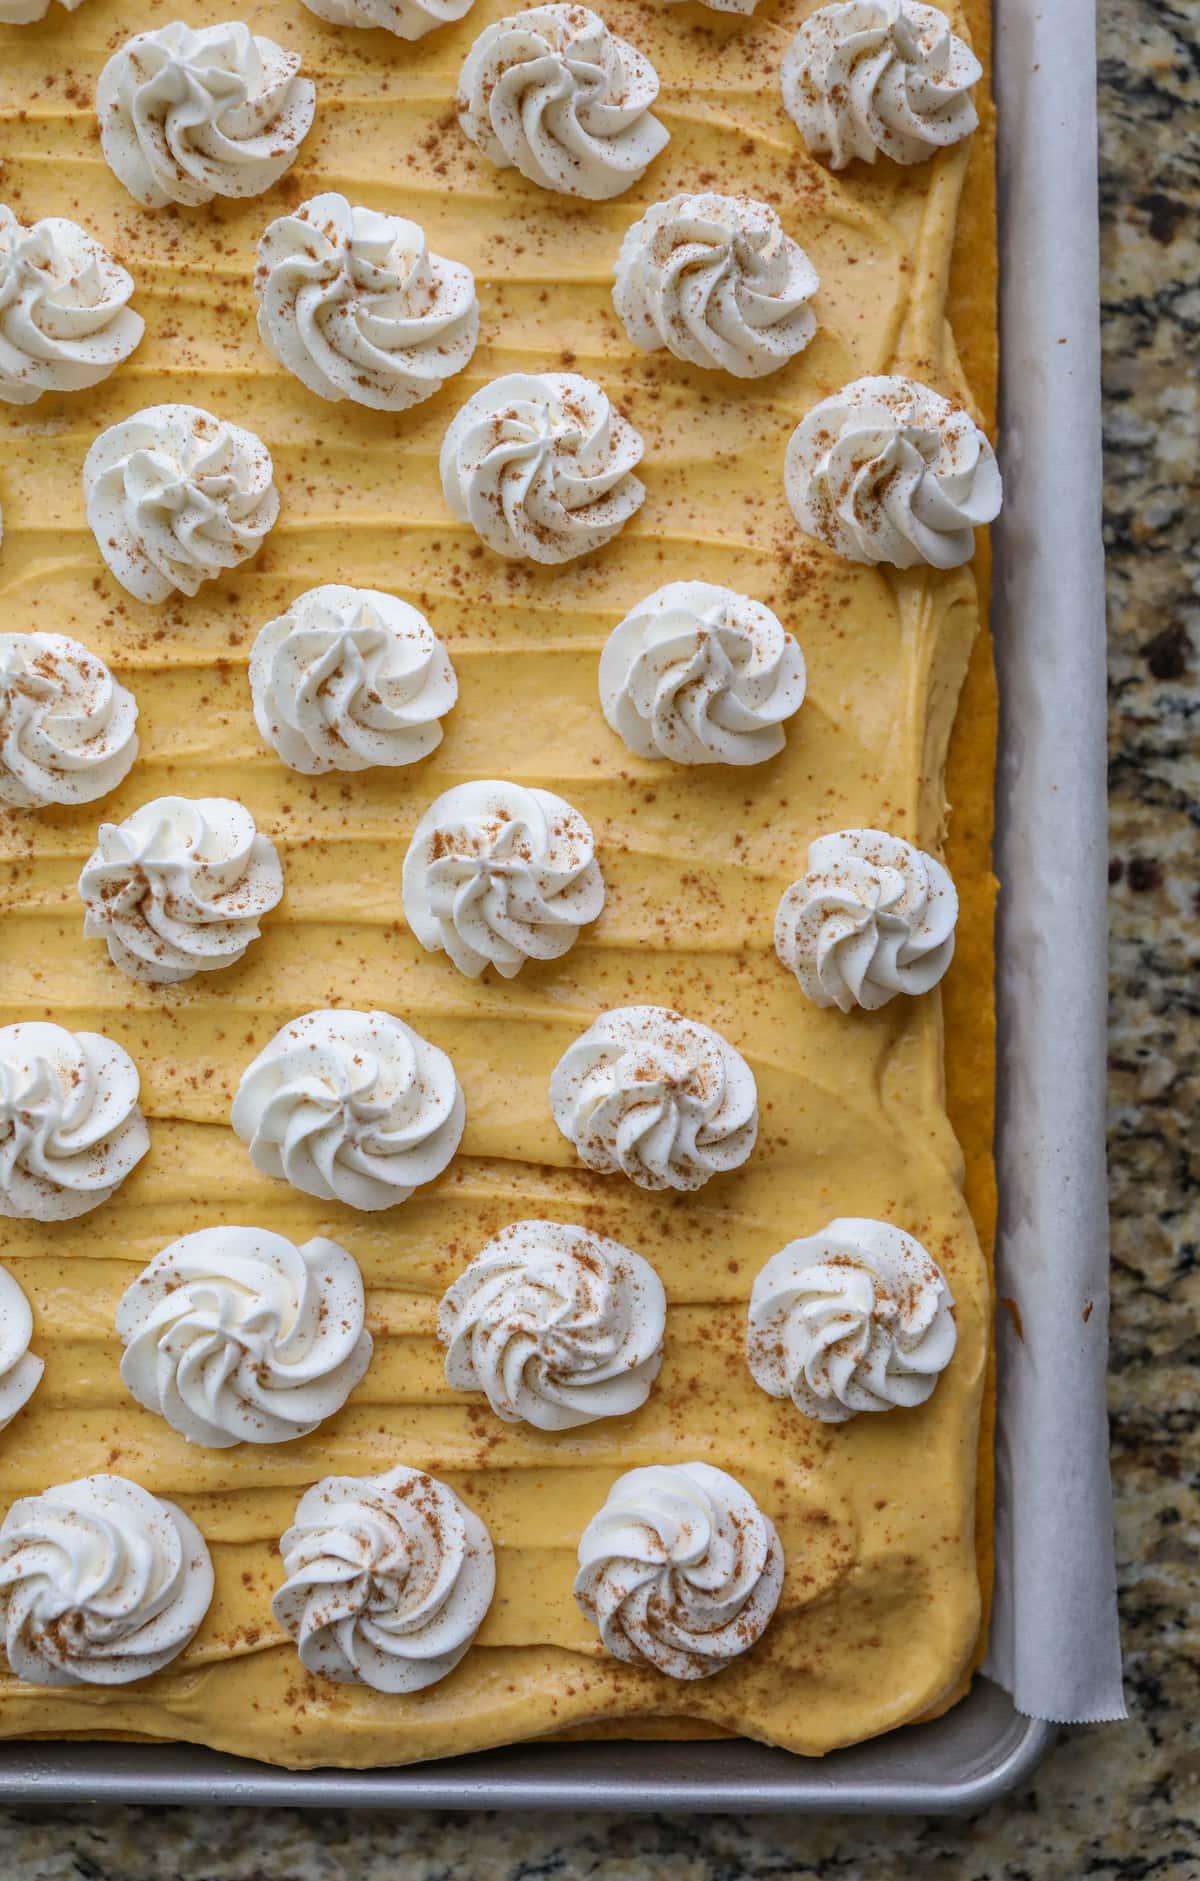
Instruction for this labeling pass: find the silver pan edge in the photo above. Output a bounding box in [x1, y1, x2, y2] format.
[0, 0, 1102, 1811]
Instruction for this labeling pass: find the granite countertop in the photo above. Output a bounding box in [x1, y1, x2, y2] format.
[2, 2, 1195, 1874]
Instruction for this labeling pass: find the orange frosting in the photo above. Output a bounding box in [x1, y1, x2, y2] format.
[0, 0, 996, 1765]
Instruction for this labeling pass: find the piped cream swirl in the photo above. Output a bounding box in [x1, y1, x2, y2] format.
[747, 1218, 957, 1421]
[614, 194, 819, 379]
[0, 0, 85, 21]
[440, 371, 645, 563]
[784, 374, 1001, 569]
[599, 581, 806, 766]
[298, 0, 474, 40]
[403, 781, 605, 978]
[0, 1022, 149, 1223]
[0, 1475, 213, 1686]
[0, 206, 143, 406]
[84, 403, 279, 605]
[782, 1, 981, 170]
[96, 21, 315, 209]
[232, 1009, 465, 1212]
[0, 633, 138, 809]
[256, 194, 479, 412]
[79, 795, 284, 985]
[273, 1466, 495, 1692]
[0, 1267, 42, 1433]
[457, 5, 669, 201]
[774, 827, 957, 1011]
[116, 1227, 373, 1448]
[438, 1220, 666, 1431]
[550, 1005, 758, 1192]
[574, 1462, 784, 1679]
[249, 585, 458, 776]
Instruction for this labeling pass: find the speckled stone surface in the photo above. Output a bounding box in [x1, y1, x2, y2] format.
[0, 3, 1194, 1875]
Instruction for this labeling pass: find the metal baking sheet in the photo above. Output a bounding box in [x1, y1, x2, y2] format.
[0, 0, 1105, 1810]
[0, 1679, 1050, 1812]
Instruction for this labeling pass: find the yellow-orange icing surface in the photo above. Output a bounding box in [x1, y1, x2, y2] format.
[0, 0, 996, 1764]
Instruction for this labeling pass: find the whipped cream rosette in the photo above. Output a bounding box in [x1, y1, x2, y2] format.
[457, 5, 668, 201]
[782, 1, 981, 170]
[250, 585, 457, 776]
[0, 633, 138, 809]
[0, 1475, 213, 1686]
[232, 1009, 465, 1211]
[403, 780, 605, 979]
[774, 827, 957, 1011]
[0, 0, 84, 20]
[256, 195, 479, 412]
[0, 1267, 42, 1433]
[116, 1227, 373, 1448]
[97, 22, 315, 210]
[299, 0, 473, 38]
[550, 1006, 758, 1192]
[84, 404, 279, 605]
[441, 371, 645, 564]
[784, 374, 1001, 569]
[273, 1465, 495, 1692]
[600, 581, 806, 766]
[747, 1218, 957, 1421]
[79, 795, 284, 985]
[0, 207, 143, 406]
[575, 1462, 784, 1679]
[439, 1220, 666, 1431]
[614, 194, 819, 379]
[0, 1022, 149, 1223]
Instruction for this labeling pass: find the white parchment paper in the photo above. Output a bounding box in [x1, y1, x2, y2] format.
[985, 0, 1126, 1724]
